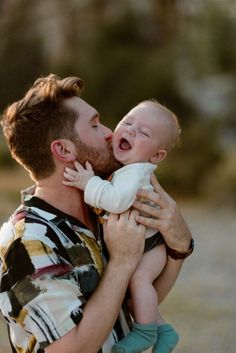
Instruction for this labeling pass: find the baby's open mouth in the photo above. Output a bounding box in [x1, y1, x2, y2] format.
[119, 138, 131, 150]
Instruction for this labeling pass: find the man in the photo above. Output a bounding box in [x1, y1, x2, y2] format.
[0, 74, 193, 353]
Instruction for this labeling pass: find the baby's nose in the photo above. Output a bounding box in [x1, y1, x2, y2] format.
[127, 126, 135, 136]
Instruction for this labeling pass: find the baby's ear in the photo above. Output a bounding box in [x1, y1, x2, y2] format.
[51, 139, 77, 163]
[150, 149, 167, 164]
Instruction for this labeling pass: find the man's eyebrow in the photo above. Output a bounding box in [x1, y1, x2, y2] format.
[90, 113, 100, 122]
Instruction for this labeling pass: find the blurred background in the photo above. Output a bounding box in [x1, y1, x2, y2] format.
[0, 1, 235, 352]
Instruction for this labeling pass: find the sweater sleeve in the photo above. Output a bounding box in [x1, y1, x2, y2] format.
[84, 165, 146, 214]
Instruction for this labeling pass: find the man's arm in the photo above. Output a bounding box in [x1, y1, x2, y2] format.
[153, 257, 184, 304]
[46, 210, 146, 353]
[133, 174, 193, 303]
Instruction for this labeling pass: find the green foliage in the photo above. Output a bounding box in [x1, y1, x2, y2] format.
[203, 148, 236, 207]
[0, 131, 15, 167]
[0, 0, 47, 111]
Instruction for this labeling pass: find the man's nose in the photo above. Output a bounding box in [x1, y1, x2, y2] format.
[103, 125, 113, 141]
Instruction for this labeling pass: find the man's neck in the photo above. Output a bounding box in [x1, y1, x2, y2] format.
[34, 177, 93, 231]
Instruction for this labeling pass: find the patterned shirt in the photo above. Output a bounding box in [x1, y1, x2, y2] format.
[0, 193, 131, 353]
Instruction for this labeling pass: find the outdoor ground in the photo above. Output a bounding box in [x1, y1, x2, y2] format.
[0, 168, 235, 353]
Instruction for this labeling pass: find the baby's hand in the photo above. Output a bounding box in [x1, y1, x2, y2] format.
[63, 161, 94, 190]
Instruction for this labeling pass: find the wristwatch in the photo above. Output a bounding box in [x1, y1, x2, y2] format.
[166, 238, 194, 260]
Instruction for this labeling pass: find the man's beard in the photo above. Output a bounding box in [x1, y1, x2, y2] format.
[75, 138, 121, 178]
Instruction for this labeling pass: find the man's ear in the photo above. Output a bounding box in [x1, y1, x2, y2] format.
[150, 149, 167, 164]
[51, 139, 77, 163]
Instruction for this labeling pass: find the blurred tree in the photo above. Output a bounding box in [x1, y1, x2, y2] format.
[151, 0, 181, 46]
[0, 0, 46, 111]
[157, 120, 222, 196]
[0, 0, 235, 200]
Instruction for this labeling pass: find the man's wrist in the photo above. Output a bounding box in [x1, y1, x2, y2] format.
[166, 238, 194, 260]
[109, 257, 139, 276]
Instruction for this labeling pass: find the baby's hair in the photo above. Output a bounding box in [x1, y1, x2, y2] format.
[139, 99, 181, 150]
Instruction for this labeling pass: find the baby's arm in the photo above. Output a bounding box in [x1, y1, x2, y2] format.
[84, 168, 141, 213]
[64, 161, 144, 213]
[63, 161, 95, 190]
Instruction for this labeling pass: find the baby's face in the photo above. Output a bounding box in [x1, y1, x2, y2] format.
[112, 102, 168, 165]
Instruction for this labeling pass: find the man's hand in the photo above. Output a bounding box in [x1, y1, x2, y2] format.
[63, 161, 94, 190]
[103, 210, 146, 273]
[133, 174, 192, 253]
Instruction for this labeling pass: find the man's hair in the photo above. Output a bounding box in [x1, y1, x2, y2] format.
[1, 74, 84, 180]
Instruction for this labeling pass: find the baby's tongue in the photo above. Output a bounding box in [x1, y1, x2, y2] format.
[120, 139, 131, 150]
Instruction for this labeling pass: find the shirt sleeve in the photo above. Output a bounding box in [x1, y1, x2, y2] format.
[84, 164, 149, 214]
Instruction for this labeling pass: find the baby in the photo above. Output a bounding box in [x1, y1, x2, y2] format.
[64, 100, 181, 353]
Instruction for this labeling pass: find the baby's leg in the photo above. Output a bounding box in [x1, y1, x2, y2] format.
[112, 244, 167, 353]
[130, 247, 179, 353]
[129, 243, 167, 323]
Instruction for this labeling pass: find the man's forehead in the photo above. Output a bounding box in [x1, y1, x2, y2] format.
[64, 96, 98, 119]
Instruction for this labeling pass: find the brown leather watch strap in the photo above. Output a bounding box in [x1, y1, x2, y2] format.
[166, 238, 194, 260]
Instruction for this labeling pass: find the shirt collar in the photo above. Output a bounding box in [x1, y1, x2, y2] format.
[21, 185, 91, 229]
